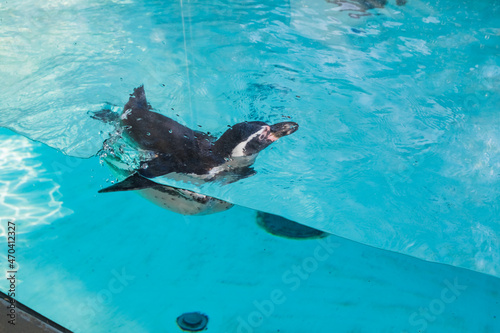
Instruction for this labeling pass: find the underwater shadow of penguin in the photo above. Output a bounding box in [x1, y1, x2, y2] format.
[326, 0, 407, 18]
[91, 86, 298, 215]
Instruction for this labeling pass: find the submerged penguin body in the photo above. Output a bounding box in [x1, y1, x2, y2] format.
[102, 156, 233, 215]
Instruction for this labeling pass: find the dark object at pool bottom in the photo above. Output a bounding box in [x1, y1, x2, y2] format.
[177, 312, 209, 332]
[326, 0, 407, 9]
[257, 212, 329, 239]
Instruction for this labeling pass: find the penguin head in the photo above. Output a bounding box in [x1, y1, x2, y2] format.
[214, 121, 299, 158]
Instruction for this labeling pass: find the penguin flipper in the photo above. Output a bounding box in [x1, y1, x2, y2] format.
[98, 173, 157, 193]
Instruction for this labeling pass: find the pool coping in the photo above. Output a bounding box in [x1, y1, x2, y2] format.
[0, 290, 72, 333]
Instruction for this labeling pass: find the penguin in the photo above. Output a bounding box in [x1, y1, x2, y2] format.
[92, 85, 298, 215]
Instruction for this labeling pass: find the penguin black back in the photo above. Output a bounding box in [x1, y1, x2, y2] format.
[120, 86, 218, 176]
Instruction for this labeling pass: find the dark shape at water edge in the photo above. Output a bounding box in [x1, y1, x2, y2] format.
[0, 290, 72, 332]
[177, 312, 209, 332]
[257, 212, 329, 239]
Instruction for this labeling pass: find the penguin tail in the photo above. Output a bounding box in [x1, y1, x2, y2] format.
[125, 85, 152, 112]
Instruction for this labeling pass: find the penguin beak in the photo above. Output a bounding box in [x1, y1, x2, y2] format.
[268, 122, 299, 141]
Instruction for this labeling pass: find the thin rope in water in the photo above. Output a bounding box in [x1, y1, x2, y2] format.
[180, 0, 194, 120]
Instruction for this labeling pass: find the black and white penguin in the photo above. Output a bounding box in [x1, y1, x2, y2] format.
[92, 86, 298, 215]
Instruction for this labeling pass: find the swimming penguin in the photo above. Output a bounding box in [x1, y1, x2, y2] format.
[92, 85, 298, 215]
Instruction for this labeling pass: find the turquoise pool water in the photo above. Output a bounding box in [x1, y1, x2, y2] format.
[0, 127, 498, 332]
[1, 0, 499, 276]
[0, 0, 499, 332]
